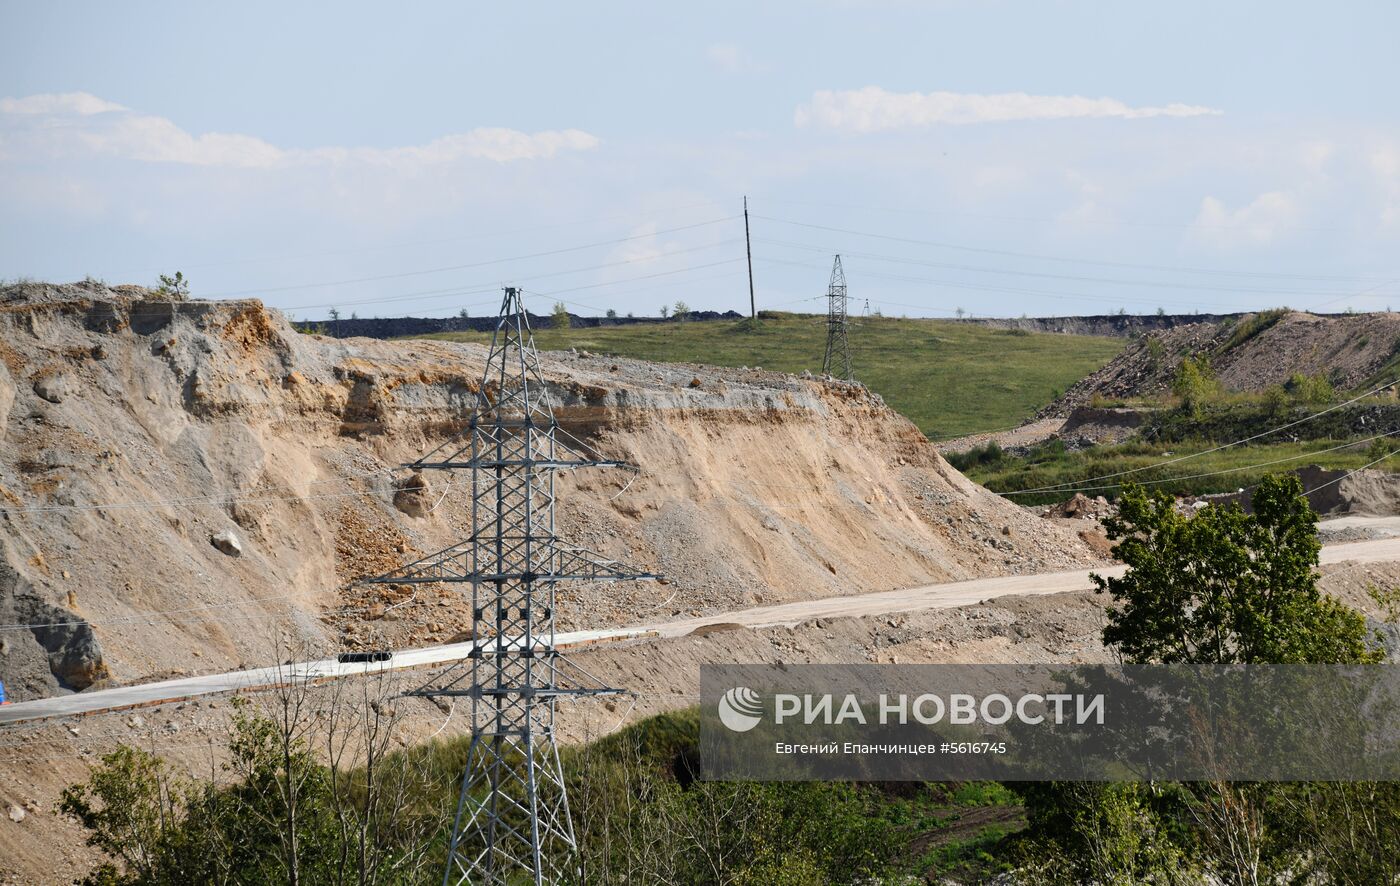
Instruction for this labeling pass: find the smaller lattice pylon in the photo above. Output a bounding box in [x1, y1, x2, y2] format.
[821, 254, 853, 380]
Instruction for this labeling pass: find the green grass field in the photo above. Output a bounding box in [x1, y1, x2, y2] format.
[415, 314, 1123, 439]
[954, 437, 1400, 505]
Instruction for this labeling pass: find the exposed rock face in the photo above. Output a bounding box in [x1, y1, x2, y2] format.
[392, 472, 432, 517]
[0, 360, 13, 441]
[962, 312, 1242, 338]
[32, 373, 72, 404]
[1207, 466, 1400, 518]
[0, 281, 1099, 699]
[0, 553, 106, 692]
[210, 529, 243, 557]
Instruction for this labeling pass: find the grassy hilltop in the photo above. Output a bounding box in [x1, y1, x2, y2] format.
[415, 313, 1122, 439]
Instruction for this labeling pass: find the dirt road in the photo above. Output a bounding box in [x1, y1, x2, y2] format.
[4, 533, 1399, 728]
[647, 534, 1400, 637]
[0, 629, 652, 726]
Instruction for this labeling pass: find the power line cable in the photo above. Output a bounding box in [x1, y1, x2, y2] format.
[999, 378, 1400, 497]
[273, 240, 742, 314]
[1303, 444, 1400, 495]
[751, 214, 1400, 284]
[755, 197, 1366, 241]
[758, 256, 1220, 311]
[757, 238, 1375, 299]
[97, 201, 726, 278]
[205, 216, 740, 298]
[1001, 431, 1398, 495]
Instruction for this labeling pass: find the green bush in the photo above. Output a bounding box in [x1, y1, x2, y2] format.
[1285, 372, 1333, 404]
[1171, 355, 1222, 419]
[947, 441, 1006, 472]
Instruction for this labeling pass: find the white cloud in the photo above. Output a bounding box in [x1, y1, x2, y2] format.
[705, 42, 768, 75]
[0, 91, 126, 115]
[1190, 191, 1300, 247]
[0, 92, 599, 168]
[334, 129, 600, 166]
[706, 43, 744, 73]
[794, 87, 1222, 131]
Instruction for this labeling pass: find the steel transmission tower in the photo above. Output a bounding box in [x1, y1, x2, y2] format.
[367, 286, 657, 885]
[821, 254, 853, 380]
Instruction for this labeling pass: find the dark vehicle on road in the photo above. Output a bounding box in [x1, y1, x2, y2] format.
[337, 650, 393, 664]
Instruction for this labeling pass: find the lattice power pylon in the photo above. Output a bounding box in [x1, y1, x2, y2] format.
[821, 254, 853, 380]
[367, 286, 657, 885]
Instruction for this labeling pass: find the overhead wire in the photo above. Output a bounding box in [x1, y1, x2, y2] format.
[751, 213, 1399, 283]
[757, 255, 1219, 311]
[273, 239, 743, 314]
[756, 238, 1368, 299]
[205, 216, 741, 298]
[1002, 431, 1400, 496]
[998, 377, 1400, 496]
[1303, 443, 1400, 495]
[755, 197, 1364, 240]
[97, 200, 727, 278]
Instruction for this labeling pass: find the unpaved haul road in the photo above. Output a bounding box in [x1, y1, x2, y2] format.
[0, 629, 653, 726]
[646, 534, 1400, 637]
[4, 534, 1400, 727]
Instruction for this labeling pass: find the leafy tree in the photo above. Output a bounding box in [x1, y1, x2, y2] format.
[567, 711, 898, 884]
[551, 302, 571, 329]
[1094, 474, 1377, 665]
[605, 308, 617, 319]
[1017, 475, 1388, 884]
[61, 693, 438, 885]
[672, 300, 689, 322]
[59, 746, 228, 885]
[458, 307, 470, 320]
[154, 272, 189, 299]
[659, 305, 669, 319]
[1013, 781, 1199, 884]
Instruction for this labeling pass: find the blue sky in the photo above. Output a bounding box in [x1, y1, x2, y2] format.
[3, 1, 1399, 320]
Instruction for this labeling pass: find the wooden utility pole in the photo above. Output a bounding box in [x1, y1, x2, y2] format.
[744, 196, 756, 319]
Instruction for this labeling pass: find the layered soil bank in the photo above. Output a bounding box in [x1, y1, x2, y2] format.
[0, 282, 1097, 700]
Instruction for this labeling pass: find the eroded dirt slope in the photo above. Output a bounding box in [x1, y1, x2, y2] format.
[0, 282, 1097, 701]
[1042, 310, 1400, 415]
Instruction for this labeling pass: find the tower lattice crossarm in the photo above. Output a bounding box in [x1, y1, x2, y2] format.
[365, 286, 659, 886]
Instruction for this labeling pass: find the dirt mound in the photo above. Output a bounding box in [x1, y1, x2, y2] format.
[0, 282, 1099, 700]
[1045, 493, 1113, 520]
[1042, 310, 1400, 416]
[1205, 466, 1400, 517]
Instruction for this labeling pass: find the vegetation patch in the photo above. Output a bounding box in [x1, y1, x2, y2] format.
[414, 314, 1122, 439]
[1219, 307, 1288, 352]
